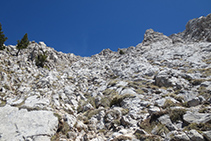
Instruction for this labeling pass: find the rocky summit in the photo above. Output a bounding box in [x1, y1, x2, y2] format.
[0, 14, 211, 141]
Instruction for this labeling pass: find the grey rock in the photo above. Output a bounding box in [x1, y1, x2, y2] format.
[158, 114, 177, 131]
[67, 131, 77, 140]
[22, 95, 50, 110]
[134, 129, 148, 135]
[148, 106, 160, 114]
[142, 29, 172, 46]
[154, 70, 187, 89]
[75, 120, 88, 132]
[120, 88, 137, 95]
[64, 114, 77, 128]
[182, 13, 211, 42]
[183, 111, 211, 124]
[187, 97, 201, 107]
[155, 98, 166, 107]
[188, 129, 204, 141]
[203, 131, 211, 141]
[1, 14, 211, 141]
[83, 103, 94, 111]
[0, 105, 58, 141]
[32, 136, 51, 141]
[167, 131, 190, 141]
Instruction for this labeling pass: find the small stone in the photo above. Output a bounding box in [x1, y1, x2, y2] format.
[134, 129, 147, 135]
[183, 111, 211, 124]
[203, 131, 211, 141]
[148, 106, 160, 114]
[67, 131, 77, 139]
[188, 129, 204, 141]
[158, 114, 177, 131]
[168, 131, 190, 141]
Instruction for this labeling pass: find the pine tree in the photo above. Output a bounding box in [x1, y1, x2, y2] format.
[16, 33, 29, 56]
[0, 23, 8, 50]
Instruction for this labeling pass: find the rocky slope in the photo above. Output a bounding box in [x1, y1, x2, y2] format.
[0, 14, 211, 141]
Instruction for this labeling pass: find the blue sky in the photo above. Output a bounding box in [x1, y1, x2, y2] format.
[0, 0, 210, 56]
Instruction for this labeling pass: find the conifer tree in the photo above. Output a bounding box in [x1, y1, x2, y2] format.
[16, 33, 29, 56]
[0, 23, 8, 50]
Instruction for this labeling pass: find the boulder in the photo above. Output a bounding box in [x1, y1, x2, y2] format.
[142, 29, 172, 46]
[167, 131, 190, 141]
[158, 114, 177, 131]
[183, 111, 211, 124]
[187, 96, 205, 107]
[183, 13, 211, 42]
[0, 105, 58, 141]
[187, 129, 204, 141]
[203, 131, 211, 141]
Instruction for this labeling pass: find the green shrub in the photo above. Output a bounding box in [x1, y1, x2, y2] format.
[35, 51, 48, 68]
[119, 49, 125, 55]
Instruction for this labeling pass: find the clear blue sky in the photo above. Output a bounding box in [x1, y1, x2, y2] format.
[0, 0, 210, 56]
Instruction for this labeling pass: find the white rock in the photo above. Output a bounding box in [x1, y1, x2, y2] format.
[0, 105, 58, 141]
[188, 129, 204, 141]
[183, 111, 211, 124]
[23, 95, 50, 109]
[158, 114, 177, 131]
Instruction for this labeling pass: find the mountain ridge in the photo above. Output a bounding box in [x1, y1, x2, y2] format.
[0, 14, 211, 141]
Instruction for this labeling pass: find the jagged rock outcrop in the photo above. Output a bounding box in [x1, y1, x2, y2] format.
[142, 29, 172, 46]
[0, 14, 211, 141]
[170, 13, 211, 42]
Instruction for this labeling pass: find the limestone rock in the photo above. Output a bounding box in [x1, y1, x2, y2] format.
[203, 131, 211, 141]
[183, 111, 211, 124]
[0, 105, 58, 141]
[183, 13, 211, 42]
[188, 129, 204, 141]
[167, 131, 190, 141]
[0, 14, 211, 141]
[142, 29, 172, 46]
[158, 114, 177, 131]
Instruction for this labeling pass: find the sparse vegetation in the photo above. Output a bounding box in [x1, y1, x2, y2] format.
[110, 94, 134, 107]
[0, 23, 8, 50]
[35, 50, 48, 68]
[162, 99, 176, 108]
[169, 108, 186, 123]
[84, 109, 103, 119]
[184, 122, 211, 132]
[119, 49, 125, 55]
[155, 123, 170, 136]
[103, 88, 118, 96]
[16, 33, 29, 56]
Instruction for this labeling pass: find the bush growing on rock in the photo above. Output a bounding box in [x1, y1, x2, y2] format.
[0, 23, 8, 50]
[184, 122, 211, 132]
[162, 99, 176, 109]
[119, 49, 125, 55]
[35, 50, 48, 68]
[110, 94, 134, 107]
[16, 33, 29, 56]
[169, 108, 186, 123]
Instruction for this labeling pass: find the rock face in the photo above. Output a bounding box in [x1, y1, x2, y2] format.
[183, 13, 211, 42]
[0, 105, 58, 141]
[0, 14, 211, 140]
